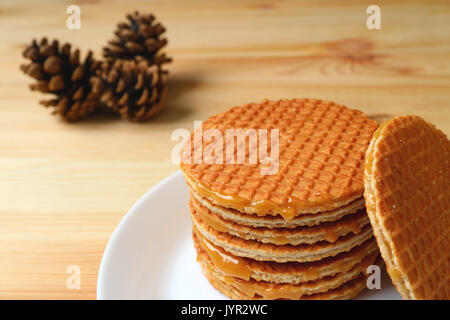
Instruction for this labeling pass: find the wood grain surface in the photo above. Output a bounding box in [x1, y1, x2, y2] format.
[0, 0, 449, 299]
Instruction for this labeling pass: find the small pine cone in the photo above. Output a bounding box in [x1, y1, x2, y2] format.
[20, 38, 103, 121]
[103, 11, 172, 66]
[101, 59, 168, 122]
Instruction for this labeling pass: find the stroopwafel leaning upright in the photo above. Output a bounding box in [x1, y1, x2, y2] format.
[181, 98, 380, 299]
[364, 115, 450, 300]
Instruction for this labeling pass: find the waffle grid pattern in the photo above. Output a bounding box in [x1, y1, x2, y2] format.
[370, 116, 449, 299]
[182, 99, 378, 209]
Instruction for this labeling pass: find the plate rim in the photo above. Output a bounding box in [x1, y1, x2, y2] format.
[96, 170, 182, 299]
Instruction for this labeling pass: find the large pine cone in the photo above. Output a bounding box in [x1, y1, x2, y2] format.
[100, 59, 168, 122]
[20, 38, 103, 121]
[103, 11, 171, 66]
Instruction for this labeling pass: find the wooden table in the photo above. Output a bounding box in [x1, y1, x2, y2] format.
[0, 0, 449, 299]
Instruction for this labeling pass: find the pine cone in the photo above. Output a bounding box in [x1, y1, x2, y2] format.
[103, 11, 172, 66]
[100, 59, 168, 122]
[20, 38, 103, 121]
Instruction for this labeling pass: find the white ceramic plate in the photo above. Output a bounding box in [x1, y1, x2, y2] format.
[97, 170, 402, 300]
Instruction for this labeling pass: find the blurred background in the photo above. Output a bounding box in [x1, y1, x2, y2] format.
[0, 0, 448, 299]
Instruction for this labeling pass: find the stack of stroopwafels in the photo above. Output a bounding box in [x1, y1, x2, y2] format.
[181, 99, 380, 299]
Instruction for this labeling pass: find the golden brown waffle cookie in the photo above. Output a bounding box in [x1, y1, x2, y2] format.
[191, 195, 369, 245]
[191, 190, 365, 228]
[193, 230, 379, 284]
[181, 99, 378, 221]
[191, 204, 373, 263]
[364, 115, 450, 300]
[200, 261, 371, 300]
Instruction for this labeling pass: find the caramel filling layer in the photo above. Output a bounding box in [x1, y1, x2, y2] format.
[196, 229, 328, 282]
[322, 218, 363, 242]
[193, 200, 291, 245]
[184, 172, 358, 221]
[196, 229, 325, 282]
[197, 230, 252, 281]
[199, 252, 315, 300]
[195, 231, 378, 288]
[194, 201, 230, 234]
[221, 253, 377, 300]
[193, 198, 364, 245]
[223, 276, 309, 300]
